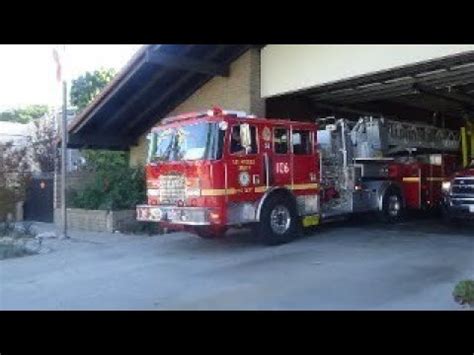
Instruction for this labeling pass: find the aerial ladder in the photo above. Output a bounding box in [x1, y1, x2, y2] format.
[460, 120, 474, 168]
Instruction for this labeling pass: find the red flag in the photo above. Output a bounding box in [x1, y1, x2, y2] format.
[52, 48, 62, 82]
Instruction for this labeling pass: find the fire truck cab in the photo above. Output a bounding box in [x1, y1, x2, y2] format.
[137, 107, 320, 244]
[137, 107, 460, 245]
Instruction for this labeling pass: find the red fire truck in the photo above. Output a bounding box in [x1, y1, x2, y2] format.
[137, 107, 460, 244]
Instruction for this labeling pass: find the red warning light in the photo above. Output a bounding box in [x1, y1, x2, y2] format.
[212, 106, 223, 116]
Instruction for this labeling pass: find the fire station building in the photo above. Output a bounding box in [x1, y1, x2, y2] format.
[58, 44, 474, 231]
[69, 44, 474, 167]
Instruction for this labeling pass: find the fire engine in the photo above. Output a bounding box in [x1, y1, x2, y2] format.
[136, 107, 460, 245]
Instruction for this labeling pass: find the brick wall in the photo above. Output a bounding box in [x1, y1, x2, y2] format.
[129, 48, 264, 167]
[54, 170, 97, 209]
[54, 208, 136, 233]
[53, 170, 142, 232]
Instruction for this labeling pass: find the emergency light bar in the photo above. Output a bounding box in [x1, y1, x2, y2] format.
[161, 111, 209, 124]
[158, 107, 250, 127]
[207, 107, 248, 118]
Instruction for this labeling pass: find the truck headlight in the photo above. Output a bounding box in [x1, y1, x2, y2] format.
[147, 180, 160, 189]
[148, 189, 160, 197]
[185, 177, 201, 197]
[442, 181, 451, 192]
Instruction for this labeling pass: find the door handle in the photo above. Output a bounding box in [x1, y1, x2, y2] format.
[263, 153, 270, 188]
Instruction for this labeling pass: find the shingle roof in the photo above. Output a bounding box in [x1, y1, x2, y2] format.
[67, 44, 253, 150]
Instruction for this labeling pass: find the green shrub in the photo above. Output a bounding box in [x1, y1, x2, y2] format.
[69, 166, 146, 211]
[68, 151, 146, 211]
[453, 280, 474, 307]
[0, 220, 15, 237]
[0, 221, 36, 239]
[0, 243, 34, 260]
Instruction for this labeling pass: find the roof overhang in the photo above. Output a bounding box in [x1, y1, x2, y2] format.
[290, 51, 474, 122]
[67, 44, 254, 150]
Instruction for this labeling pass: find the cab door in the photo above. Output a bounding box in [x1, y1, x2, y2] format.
[225, 123, 262, 203]
[290, 126, 318, 190]
[270, 126, 292, 188]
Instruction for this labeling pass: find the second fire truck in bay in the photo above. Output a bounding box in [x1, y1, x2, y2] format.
[137, 107, 460, 244]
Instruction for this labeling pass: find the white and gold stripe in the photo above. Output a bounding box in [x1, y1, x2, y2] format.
[402, 177, 445, 183]
[402, 177, 420, 183]
[426, 177, 445, 182]
[287, 183, 319, 191]
[201, 183, 320, 196]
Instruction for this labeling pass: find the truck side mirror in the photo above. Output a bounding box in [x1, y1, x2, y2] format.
[219, 121, 228, 131]
[147, 132, 157, 162]
[240, 123, 252, 153]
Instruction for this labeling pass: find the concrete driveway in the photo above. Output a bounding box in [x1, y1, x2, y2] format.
[1, 217, 473, 310]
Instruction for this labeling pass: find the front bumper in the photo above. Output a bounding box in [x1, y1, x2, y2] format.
[136, 205, 212, 225]
[443, 195, 474, 219]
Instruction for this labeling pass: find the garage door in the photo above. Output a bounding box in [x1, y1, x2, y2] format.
[265, 48, 474, 134]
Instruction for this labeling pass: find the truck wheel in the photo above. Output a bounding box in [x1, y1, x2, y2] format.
[194, 226, 226, 239]
[257, 193, 299, 245]
[379, 187, 404, 223]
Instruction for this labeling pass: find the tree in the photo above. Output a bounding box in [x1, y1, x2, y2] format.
[81, 150, 128, 171]
[0, 105, 49, 124]
[0, 141, 30, 222]
[30, 116, 58, 173]
[70, 68, 116, 113]
[70, 67, 126, 169]
[67, 67, 145, 211]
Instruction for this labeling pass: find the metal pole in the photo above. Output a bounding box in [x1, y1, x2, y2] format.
[461, 126, 468, 168]
[60, 70, 69, 239]
[469, 121, 474, 163]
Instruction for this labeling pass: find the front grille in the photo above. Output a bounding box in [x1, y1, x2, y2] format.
[451, 199, 470, 206]
[159, 174, 185, 204]
[452, 186, 474, 194]
[452, 178, 474, 195]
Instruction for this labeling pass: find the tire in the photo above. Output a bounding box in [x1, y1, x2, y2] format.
[194, 226, 227, 239]
[378, 187, 405, 223]
[257, 193, 300, 245]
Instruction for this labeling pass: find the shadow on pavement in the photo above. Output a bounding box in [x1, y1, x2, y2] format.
[161, 210, 474, 253]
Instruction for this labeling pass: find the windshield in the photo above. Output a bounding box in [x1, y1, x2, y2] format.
[148, 122, 222, 162]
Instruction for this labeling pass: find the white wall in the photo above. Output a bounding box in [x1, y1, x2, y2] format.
[0, 121, 33, 146]
[261, 45, 474, 98]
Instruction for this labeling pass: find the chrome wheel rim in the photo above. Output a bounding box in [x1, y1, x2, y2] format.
[388, 195, 401, 217]
[270, 205, 291, 235]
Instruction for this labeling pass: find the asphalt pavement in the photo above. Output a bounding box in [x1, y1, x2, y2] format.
[1, 216, 473, 310]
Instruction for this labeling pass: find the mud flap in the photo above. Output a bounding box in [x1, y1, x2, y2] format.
[302, 214, 320, 227]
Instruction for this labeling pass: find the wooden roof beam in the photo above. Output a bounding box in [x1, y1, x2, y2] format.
[145, 48, 230, 77]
